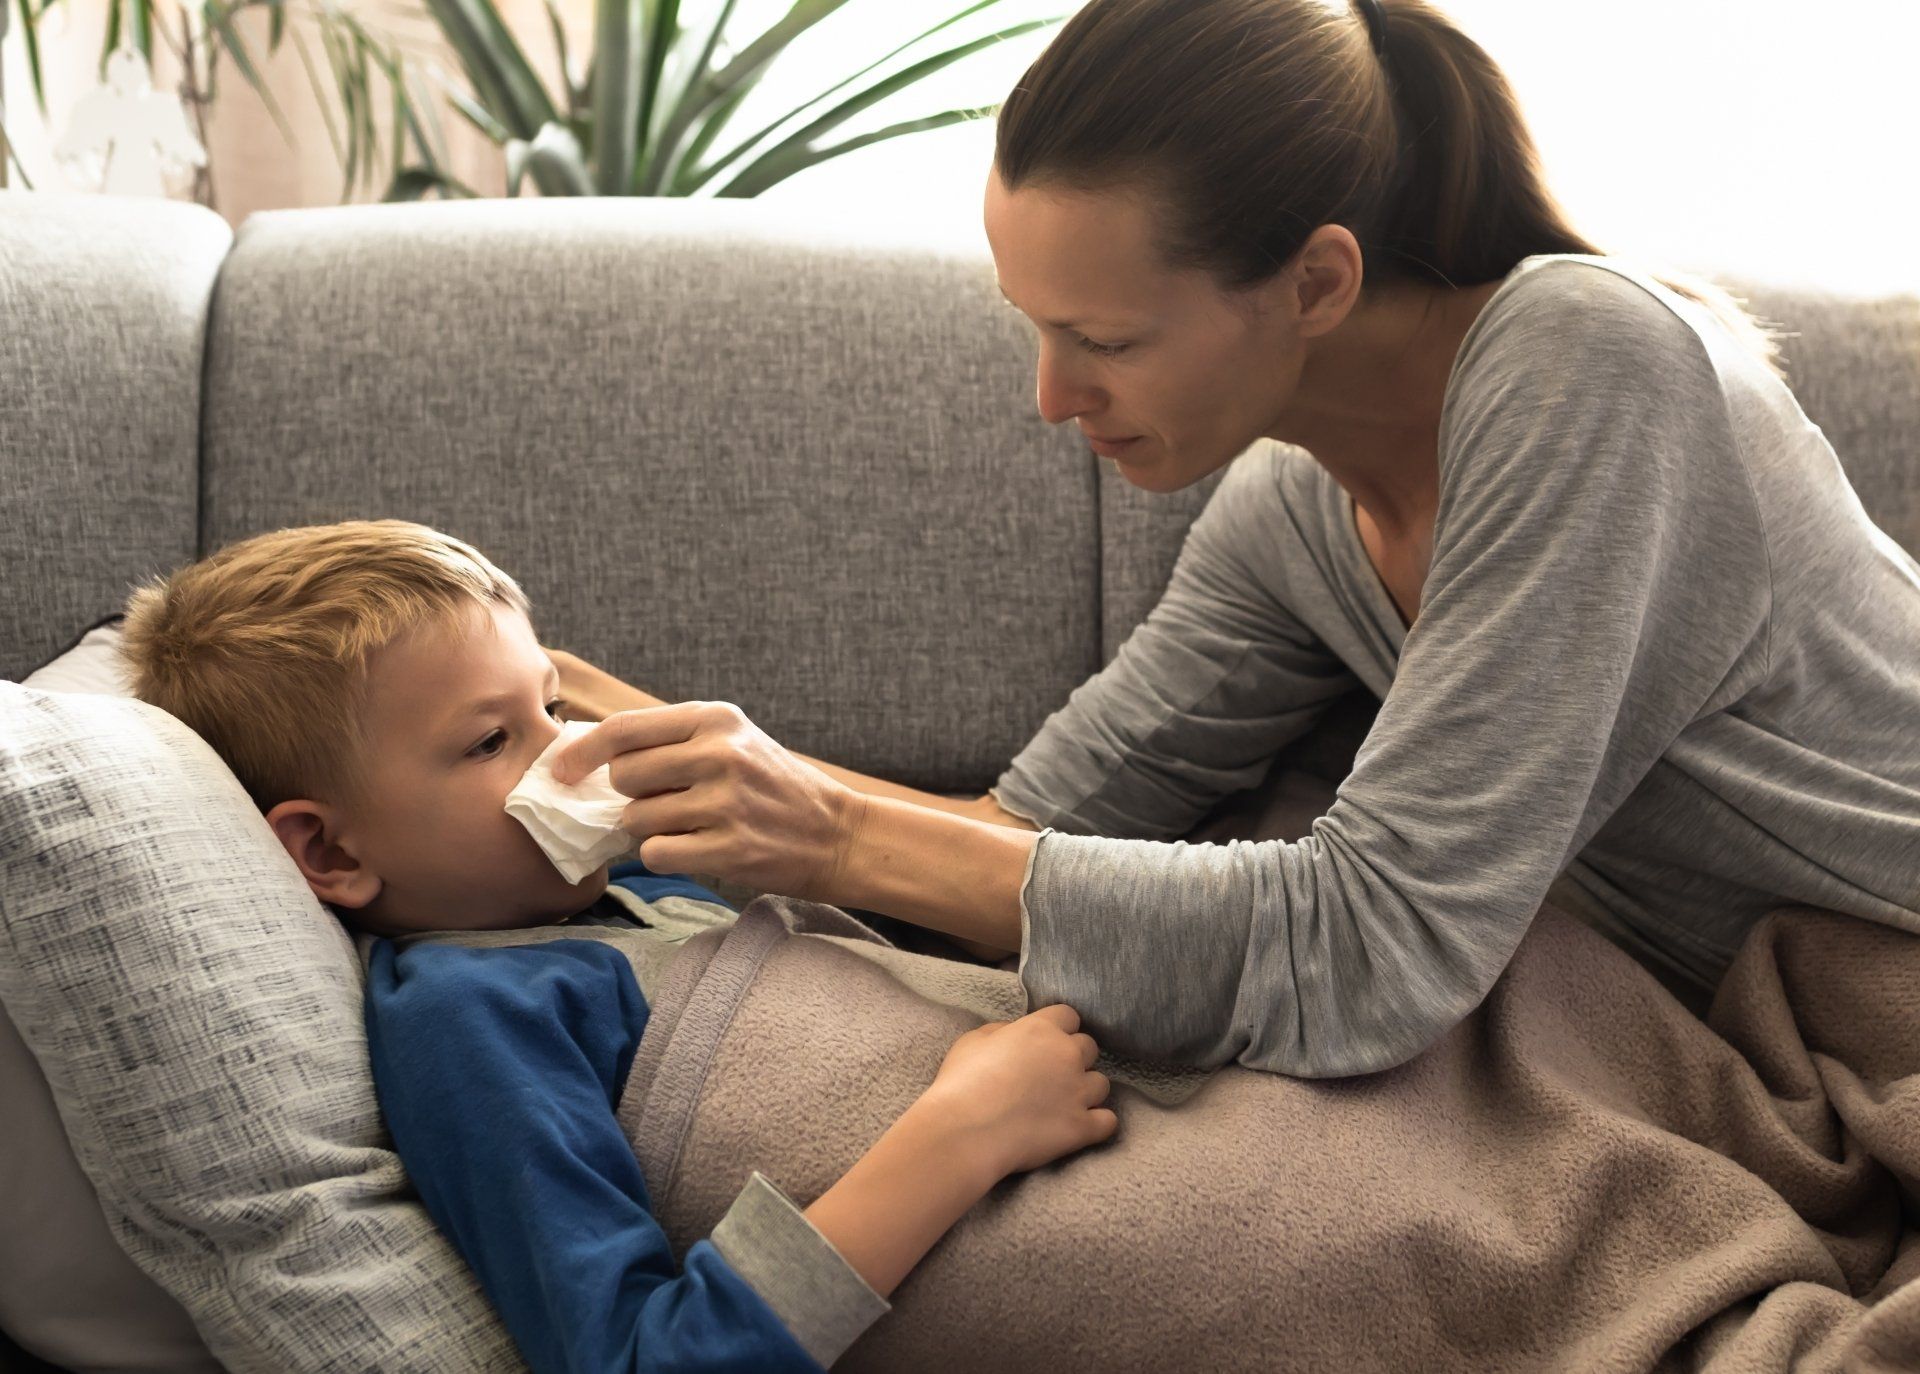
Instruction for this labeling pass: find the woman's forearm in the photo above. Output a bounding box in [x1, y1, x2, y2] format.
[821, 795, 1036, 950]
[805, 754, 1044, 845]
[802, 1100, 999, 1298]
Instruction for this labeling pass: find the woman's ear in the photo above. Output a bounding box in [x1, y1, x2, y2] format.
[263, 799, 383, 910]
[1288, 223, 1367, 339]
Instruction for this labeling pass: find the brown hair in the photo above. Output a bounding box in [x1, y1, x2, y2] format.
[120, 519, 532, 813]
[996, 0, 1787, 379]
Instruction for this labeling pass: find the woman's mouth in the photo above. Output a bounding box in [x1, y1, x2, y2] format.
[1084, 433, 1141, 458]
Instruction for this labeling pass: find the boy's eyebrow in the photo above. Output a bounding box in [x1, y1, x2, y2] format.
[444, 661, 561, 730]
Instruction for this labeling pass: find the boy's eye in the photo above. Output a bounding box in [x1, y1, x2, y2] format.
[1076, 335, 1129, 357]
[471, 699, 567, 758]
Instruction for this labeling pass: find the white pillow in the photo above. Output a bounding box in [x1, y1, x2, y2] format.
[0, 680, 521, 1372]
[19, 614, 133, 696]
[0, 997, 222, 1373]
[6, 618, 210, 1372]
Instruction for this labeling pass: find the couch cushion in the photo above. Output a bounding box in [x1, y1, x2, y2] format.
[200, 198, 1098, 795]
[0, 194, 229, 682]
[1727, 273, 1920, 558]
[0, 683, 520, 1372]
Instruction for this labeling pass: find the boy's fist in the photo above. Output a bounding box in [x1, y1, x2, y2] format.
[920, 1003, 1118, 1181]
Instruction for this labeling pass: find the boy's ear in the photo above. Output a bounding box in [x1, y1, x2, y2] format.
[263, 800, 383, 910]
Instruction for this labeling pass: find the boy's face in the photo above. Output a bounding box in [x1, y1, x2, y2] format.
[266, 599, 611, 934]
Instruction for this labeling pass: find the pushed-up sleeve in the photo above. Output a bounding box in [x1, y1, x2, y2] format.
[364, 937, 886, 1372]
[1017, 264, 1774, 1077]
[992, 447, 1362, 841]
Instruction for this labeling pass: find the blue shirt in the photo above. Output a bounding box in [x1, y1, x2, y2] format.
[363, 862, 824, 1373]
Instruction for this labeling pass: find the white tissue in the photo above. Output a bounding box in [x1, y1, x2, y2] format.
[505, 719, 640, 883]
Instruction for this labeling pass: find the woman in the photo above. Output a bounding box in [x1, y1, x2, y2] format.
[551, 0, 1920, 1077]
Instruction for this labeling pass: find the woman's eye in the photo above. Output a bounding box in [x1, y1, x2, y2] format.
[1076, 335, 1128, 357]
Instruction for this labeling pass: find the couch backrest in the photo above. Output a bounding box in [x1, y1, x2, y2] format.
[198, 198, 1095, 793]
[4, 195, 1916, 789]
[0, 194, 230, 682]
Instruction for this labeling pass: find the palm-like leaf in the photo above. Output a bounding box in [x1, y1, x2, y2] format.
[590, 0, 643, 193]
[693, 15, 1058, 195]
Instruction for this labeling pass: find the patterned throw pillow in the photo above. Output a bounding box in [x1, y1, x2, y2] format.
[0, 681, 520, 1372]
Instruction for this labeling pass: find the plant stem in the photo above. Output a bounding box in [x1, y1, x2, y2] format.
[176, 7, 217, 208]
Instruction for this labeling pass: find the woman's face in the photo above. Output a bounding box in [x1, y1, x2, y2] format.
[983, 167, 1308, 492]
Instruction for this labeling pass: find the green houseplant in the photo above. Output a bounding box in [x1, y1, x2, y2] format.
[0, 0, 1061, 203]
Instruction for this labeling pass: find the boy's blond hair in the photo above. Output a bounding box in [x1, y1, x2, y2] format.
[120, 520, 532, 812]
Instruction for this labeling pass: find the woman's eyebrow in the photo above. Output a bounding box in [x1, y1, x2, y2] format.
[997, 282, 1120, 332]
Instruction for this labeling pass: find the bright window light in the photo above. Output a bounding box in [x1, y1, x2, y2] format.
[751, 0, 1920, 293]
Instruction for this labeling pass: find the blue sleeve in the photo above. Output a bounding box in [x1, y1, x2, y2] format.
[363, 937, 820, 1374]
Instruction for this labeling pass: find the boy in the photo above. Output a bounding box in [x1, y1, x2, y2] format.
[119, 518, 1116, 1373]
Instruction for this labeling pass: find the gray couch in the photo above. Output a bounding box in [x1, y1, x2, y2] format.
[2, 190, 1917, 1370]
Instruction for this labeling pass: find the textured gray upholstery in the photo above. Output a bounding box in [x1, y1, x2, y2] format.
[1729, 276, 1920, 556]
[5, 196, 1914, 750]
[198, 198, 1094, 793]
[0, 194, 231, 682]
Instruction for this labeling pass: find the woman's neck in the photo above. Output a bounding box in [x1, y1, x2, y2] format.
[1265, 277, 1505, 540]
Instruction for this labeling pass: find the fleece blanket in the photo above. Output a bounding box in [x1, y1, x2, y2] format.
[609, 891, 1920, 1372]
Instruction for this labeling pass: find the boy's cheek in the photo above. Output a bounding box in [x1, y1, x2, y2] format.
[568, 862, 612, 896]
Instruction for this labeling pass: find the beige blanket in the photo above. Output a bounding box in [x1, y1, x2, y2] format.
[613, 890, 1920, 1372]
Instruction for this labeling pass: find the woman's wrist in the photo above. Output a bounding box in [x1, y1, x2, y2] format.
[820, 793, 1034, 950]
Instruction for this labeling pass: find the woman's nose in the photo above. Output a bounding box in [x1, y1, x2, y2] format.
[1035, 344, 1100, 426]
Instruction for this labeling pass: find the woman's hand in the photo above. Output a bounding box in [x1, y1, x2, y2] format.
[550, 701, 867, 902]
[916, 1003, 1118, 1181]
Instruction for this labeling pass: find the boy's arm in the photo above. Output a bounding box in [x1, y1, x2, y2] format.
[364, 938, 884, 1372]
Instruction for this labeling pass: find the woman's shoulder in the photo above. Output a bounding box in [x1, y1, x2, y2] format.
[1457, 253, 1720, 385]
[1442, 254, 1746, 463]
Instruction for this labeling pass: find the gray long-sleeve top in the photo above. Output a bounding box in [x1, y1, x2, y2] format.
[993, 254, 1920, 1079]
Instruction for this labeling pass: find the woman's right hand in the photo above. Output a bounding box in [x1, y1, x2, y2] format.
[919, 1004, 1118, 1182]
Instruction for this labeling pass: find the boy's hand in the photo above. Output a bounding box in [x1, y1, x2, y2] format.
[918, 1003, 1118, 1182]
[799, 1004, 1115, 1298]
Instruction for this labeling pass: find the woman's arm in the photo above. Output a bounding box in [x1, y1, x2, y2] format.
[824, 797, 1037, 952]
